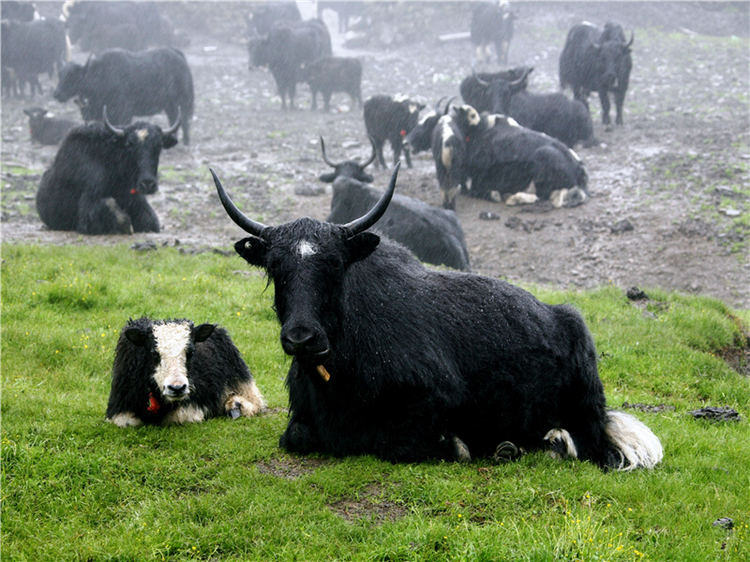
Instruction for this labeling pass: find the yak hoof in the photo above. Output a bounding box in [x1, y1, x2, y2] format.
[492, 441, 519, 463]
[227, 402, 242, 420]
[544, 428, 578, 460]
[452, 435, 472, 463]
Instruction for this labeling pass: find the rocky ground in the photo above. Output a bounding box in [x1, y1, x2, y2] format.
[2, 2, 748, 308]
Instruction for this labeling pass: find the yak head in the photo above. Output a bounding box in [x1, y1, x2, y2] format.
[593, 25, 634, 90]
[54, 59, 88, 103]
[472, 66, 531, 114]
[318, 135, 377, 184]
[404, 96, 454, 154]
[124, 318, 215, 402]
[211, 164, 400, 376]
[102, 106, 180, 195]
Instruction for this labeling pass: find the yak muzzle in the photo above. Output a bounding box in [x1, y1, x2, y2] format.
[163, 382, 189, 401]
[280, 326, 330, 362]
[136, 177, 158, 195]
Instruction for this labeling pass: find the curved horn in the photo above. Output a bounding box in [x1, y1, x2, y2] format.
[435, 95, 447, 113]
[472, 69, 489, 88]
[319, 136, 342, 168]
[341, 162, 399, 236]
[624, 31, 634, 49]
[362, 135, 378, 169]
[163, 106, 182, 136]
[443, 96, 456, 115]
[511, 66, 531, 87]
[210, 168, 267, 237]
[102, 106, 125, 137]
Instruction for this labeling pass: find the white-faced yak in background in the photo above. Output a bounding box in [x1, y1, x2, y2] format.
[106, 317, 265, 427]
[211, 165, 662, 471]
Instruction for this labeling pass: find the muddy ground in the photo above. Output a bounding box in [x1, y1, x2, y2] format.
[2, 2, 749, 308]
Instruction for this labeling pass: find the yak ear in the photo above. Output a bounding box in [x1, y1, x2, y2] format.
[235, 236, 267, 266]
[319, 172, 337, 183]
[346, 232, 380, 263]
[193, 323, 215, 343]
[124, 327, 148, 346]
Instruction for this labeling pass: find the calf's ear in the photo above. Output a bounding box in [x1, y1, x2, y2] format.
[193, 323, 215, 343]
[235, 236, 267, 267]
[346, 232, 380, 263]
[124, 327, 148, 346]
[162, 134, 179, 149]
[319, 172, 336, 183]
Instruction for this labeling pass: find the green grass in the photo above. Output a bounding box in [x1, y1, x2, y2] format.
[2, 244, 749, 561]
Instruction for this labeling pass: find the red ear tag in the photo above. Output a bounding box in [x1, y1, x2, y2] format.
[130, 188, 138, 195]
[466, 136, 470, 142]
[400, 129, 406, 136]
[147, 392, 161, 413]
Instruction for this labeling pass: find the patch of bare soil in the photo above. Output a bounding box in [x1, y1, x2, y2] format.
[328, 482, 406, 524]
[2, 2, 749, 308]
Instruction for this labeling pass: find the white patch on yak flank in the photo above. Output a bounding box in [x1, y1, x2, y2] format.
[440, 116, 455, 168]
[164, 404, 206, 425]
[152, 322, 191, 399]
[486, 114, 499, 128]
[606, 410, 664, 470]
[224, 380, 267, 417]
[108, 412, 143, 428]
[418, 110, 436, 125]
[297, 240, 317, 258]
[136, 128, 149, 142]
[544, 428, 578, 459]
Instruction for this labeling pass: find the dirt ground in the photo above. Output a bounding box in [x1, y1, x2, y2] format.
[2, 2, 749, 308]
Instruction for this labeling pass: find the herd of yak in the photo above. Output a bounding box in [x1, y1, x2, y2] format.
[3, 1, 664, 472]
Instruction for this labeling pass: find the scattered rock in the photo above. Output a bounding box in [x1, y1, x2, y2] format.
[130, 241, 157, 252]
[611, 219, 634, 234]
[712, 517, 734, 530]
[626, 286, 649, 301]
[623, 402, 676, 414]
[689, 406, 742, 422]
[479, 211, 501, 221]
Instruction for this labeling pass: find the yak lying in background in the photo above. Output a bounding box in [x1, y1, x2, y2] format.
[211, 165, 663, 471]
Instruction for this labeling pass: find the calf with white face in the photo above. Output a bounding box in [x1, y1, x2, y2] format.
[106, 318, 265, 427]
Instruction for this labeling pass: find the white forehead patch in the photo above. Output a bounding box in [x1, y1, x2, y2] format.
[408, 103, 419, 113]
[152, 322, 191, 390]
[136, 128, 149, 142]
[297, 240, 317, 258]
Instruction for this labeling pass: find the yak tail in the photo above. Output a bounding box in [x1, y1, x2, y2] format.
[605, 410, 663, 470]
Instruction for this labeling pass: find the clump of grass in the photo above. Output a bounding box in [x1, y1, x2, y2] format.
[2, 244, 749, 561]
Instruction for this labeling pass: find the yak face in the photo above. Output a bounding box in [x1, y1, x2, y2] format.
[125, 320, 215, 402]
[319, 162, 373, 184]
[54, 62, 86, 102]
[213, 164, 399, 374]
[110, 121, 178, 195]
[235, 219, 379, 365]
[404, 110, 439, 154]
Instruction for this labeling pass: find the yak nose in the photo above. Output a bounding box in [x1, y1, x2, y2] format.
[138, 178, 158, 194]
[280, 326, 329, 361]
[166, 383, 188, 396]
[281, 326, 316, 356]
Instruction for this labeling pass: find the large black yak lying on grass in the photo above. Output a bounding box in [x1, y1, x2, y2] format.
[211, 165, 662, 470]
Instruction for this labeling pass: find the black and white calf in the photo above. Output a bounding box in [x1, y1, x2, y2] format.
[404, 97, 468, 210]
[106, 317, 266, 427]
[363, 94, 425, 169]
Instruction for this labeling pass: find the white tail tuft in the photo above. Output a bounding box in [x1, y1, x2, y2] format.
[606, 410, 663, 470]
